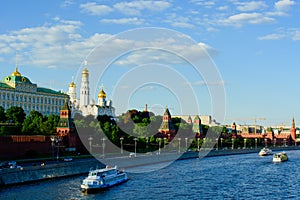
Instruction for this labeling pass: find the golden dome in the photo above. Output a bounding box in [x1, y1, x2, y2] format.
[82, 68, 89, 77]
[69, 81, 76, 88]
[98, 88, 106, 99]
[82, 68, 88, 74]
[11, 67, 21, 76]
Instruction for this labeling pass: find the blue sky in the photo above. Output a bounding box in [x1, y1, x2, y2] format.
[0, 0, 300, 127]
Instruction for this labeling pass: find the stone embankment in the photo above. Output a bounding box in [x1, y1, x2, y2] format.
[0, 158, 104, 186]
[0, 146, 299, 186]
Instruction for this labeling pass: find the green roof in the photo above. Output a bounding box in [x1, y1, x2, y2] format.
[2, 75, 33, 84]
[37, 87, 67, 95]
[0, 82, 13, 89]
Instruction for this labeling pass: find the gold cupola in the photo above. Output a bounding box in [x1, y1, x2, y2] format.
[69, 81, 76, 88]
[98, 87, 106, 99]
[82, 68, 89, 78]
[11, 67, 21, 76]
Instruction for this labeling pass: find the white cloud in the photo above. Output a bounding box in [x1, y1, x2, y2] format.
[114, 1, 171, 15]
[60, 0, 74, 8]
[217, 6, 229, 11]
[235, 1, 268, 11]
[0, 19, 112, 69]
[113, 41, 217, 67]
[275, 0, 295, 11]
[164, 14, 194, 28]
[190, 0, 215, 8]
[221, 13, 275, 27]
[291, 30, 300, 40]
[80, 2, 113, 15]
[258, 33, 284, 40]
[100, 18, 144, 25]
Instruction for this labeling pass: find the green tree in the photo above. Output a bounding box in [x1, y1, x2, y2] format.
[22, 110, 43, 135]
[133, 123, 148, 137]
[42, 114, 60, 135]
[5, 106, 26, 127]
[0, 106, 5, 122]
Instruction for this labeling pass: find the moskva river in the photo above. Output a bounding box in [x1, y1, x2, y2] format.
[2, 150, 300, 200]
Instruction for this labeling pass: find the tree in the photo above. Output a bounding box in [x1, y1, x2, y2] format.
[22, 110, 43, 135]
[0, 106, 5, 122]
[5, 106, 26, 127]
[41, 114, 60, 135]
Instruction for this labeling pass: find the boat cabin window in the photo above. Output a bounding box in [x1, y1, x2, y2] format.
[89, 172, 98, 176]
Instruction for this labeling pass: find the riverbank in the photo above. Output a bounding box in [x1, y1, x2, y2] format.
[1, 146, 299, 186]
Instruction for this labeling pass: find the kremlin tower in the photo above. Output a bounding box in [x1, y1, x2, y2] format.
[290, 117, 296, 141]
[158, 107, 176, 139]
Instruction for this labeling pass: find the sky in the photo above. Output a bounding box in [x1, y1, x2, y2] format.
[0, 0, 300, 127]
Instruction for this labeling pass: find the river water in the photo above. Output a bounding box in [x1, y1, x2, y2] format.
[2, 150, 300, 200]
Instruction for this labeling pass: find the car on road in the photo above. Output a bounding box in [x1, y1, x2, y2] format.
[63, 157, 73, 162]
[8, 161, 17, 166]
[129, 153, 136, 158]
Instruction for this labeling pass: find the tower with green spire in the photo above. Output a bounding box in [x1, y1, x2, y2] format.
[192, 115, 202, 137]
[56, 100, 76, 149]
[158, 106, 175, 139]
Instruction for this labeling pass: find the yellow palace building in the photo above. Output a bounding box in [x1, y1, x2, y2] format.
[0, 67, 68, 116]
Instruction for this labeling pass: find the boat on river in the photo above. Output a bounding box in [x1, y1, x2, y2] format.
[273, 152, 288, 163]
[81, 165, 128, 193]
[258, 147, 273, 156]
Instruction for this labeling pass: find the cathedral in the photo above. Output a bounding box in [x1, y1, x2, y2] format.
[67, 66, 115, 118]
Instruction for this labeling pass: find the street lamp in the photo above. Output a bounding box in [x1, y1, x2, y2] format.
[134, 138, 138, 157]
[185, 137, 188, 151]
[102, 138, 106, 157]
[220, 138, 224, 150]
[158, 138, 161, 155]
[255, 138, 257, 149]
[163, 137, 167, 150]
[178, 138, 181, 153]
[56, 137, 62, 161]
[231, 138, 234, 150]
[146, 137, 149, 149]
[244, 138, 247, 149]
[50, 137, 55, 160]
[120, 137, 124, 154]
[284, 138, 286, 147]
[216, 138, 219, 151]
[197, 138, 200, 151]
[274, 138, 276, 147]
[88, 136, 93, 154]
[264, 138, 267, 147]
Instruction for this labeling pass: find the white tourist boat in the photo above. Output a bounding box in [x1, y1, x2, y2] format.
[258, 147, 273, 156]
[81, 165, 128, 193]
[273, 152, 288, 163]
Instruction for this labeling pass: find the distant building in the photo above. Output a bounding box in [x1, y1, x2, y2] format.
[0, 67, 68, 116]
[68, 65, 115, 118]
[173, 115, 219, 126]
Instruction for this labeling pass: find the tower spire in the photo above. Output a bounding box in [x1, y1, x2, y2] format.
[292, 117, 295, 128]
[15, 52, 18, 71]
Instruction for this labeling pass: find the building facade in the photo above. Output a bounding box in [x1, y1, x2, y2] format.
[0, 68, 68, 116]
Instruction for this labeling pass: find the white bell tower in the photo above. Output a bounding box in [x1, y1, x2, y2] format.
[80, 61, 90, 107]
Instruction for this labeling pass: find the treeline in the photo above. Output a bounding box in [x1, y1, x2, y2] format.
[0, 106, 59, 135]
[73, 109, 228, 152]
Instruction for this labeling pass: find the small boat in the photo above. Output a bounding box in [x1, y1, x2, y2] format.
[258, 147, 273, 156]
[81, 165, 128, 193]
[273, 152, 288, 163]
